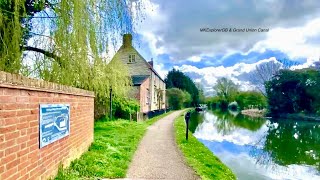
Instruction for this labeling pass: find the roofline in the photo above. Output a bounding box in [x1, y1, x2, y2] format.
[132, 75, 150, 86]
[148, 65, 165, 83]
[134, 50, 165, 83]
[119, 45, 165, 83]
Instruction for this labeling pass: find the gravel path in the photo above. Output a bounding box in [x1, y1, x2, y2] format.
[125, 110, 200, 180]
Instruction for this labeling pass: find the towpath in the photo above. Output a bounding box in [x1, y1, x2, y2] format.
[126, 110, 200, 180]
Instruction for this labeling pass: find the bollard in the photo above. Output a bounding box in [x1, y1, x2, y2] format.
[185, 111, 191, 140]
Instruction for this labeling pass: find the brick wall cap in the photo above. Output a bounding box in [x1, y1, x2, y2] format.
[0, 71, 94, 97]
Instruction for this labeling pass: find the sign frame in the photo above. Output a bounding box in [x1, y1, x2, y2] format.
[39, 104, 70, 148]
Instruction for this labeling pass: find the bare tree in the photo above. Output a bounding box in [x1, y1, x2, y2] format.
[213, 77, 239, 101]
[250, 61, 282, 96]
[249, 59, 298, 96]
[195, 82, 206, 103]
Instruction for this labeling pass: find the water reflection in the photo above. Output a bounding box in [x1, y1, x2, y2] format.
[191, 110, 320, 180]
[213, 109, 266, 133]
[264, 120, 320, 168]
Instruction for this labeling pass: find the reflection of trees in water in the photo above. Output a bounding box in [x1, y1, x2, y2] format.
[261, 120, 320, 170]
[189, 112, 205, 133]
[232, 114, 266, 131]
[247, 126, 279, 170]
[251, 148, 279, 171]
[192, 109, 320, 172]
[210, 109, 266, 135]
[213, 113, 237, 135]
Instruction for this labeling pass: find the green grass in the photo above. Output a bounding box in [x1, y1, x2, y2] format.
[55, 111, 174, 180]
[174, 115, 236, 180]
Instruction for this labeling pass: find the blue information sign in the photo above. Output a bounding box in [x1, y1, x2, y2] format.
[39, 104, 70, 148]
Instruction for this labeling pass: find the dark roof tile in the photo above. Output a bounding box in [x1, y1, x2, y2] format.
[132, 75, 149, 86]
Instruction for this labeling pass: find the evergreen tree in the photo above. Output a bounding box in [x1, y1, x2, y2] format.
[265, 68, 320, 115]
[165, 69, 200, 106]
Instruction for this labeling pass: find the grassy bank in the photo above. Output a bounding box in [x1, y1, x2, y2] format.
[55, 111, 173, 180]
[174, 115, 236, 180]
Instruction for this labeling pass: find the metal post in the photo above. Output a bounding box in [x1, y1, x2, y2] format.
[185, 111, 191, 140]
[110, 86, 112, 120]
[186, 119, 189, 140]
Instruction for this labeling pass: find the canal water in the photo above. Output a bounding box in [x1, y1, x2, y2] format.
[189, 110, 320, 180]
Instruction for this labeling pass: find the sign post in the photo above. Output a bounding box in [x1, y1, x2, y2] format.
[110, 86, 112, 120]
[185, 111, 191, 140]
[39, 104, 70, 148]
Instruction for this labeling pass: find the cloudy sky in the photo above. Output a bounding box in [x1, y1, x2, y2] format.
[122, 0, 320, 95]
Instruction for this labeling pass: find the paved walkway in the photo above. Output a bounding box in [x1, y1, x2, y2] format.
[126, 110, 200, 180]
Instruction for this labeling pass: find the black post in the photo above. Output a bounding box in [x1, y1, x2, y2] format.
[186, 119, 189, 140]
[110, 86, 112, 120]
[185, 111, 191, 140]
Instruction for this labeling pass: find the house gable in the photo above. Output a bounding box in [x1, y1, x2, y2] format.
[111, 34, 166, 113]
[112, 35, 151, 77]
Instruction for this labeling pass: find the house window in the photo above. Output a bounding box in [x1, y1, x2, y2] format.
[154, 89, 157, 103]
[146, 89, 150, 105]
[129, 54, 135, 63]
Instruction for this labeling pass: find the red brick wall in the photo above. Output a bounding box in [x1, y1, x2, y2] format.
[0, 71, 94, 180]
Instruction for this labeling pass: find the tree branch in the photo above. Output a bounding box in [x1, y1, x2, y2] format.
[22, 46, 63, 67]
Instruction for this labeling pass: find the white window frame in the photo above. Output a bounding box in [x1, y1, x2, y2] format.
[146, 89, 150, 105]
[129, 54, 136, 63]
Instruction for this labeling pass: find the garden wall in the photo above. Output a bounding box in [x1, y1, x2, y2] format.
[0, 71, 94, 180]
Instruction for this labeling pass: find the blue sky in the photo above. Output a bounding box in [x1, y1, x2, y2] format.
[24, 1, 320, 95]
[112, 1, 320, 95]
[123, 0, 320, 95]
[25, 1, 320, 96]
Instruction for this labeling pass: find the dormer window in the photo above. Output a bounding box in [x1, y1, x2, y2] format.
[129, 54, 136, 63]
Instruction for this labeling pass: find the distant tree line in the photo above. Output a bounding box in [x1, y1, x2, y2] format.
[207, 65, 320, 117]
[206, 77, 267, 111]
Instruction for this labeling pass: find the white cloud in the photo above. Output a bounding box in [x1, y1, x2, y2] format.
[140, 32, 166, 56]
[133, 0, 168, 58]
[250, 18, 320, 60]
[290, 57, 319, 70]
[153, 62, 167, 80]
[188, 56, 202, 62]
[135, 0, 320, 61]
[131, 1, 320, 95]
[174, 57, 280, 95]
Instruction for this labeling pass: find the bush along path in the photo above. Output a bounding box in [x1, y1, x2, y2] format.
[175, 114, 236, 180]
[126, 110, 200, 180]
[54, 111, 173, 179]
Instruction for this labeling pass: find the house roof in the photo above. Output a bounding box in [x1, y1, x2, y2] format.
[132, 75, 150, 86]
[133, 49, 165, 83]
[118, 34, 165, 83]
[146, 60, 165, 83]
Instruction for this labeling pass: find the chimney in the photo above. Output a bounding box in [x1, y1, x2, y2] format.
[122, 34, 132, 48]
[148, 58, 154, 67]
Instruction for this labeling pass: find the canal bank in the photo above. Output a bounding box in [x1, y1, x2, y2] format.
[190, 110, 320, 180]
[174, 112, 236, 180]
